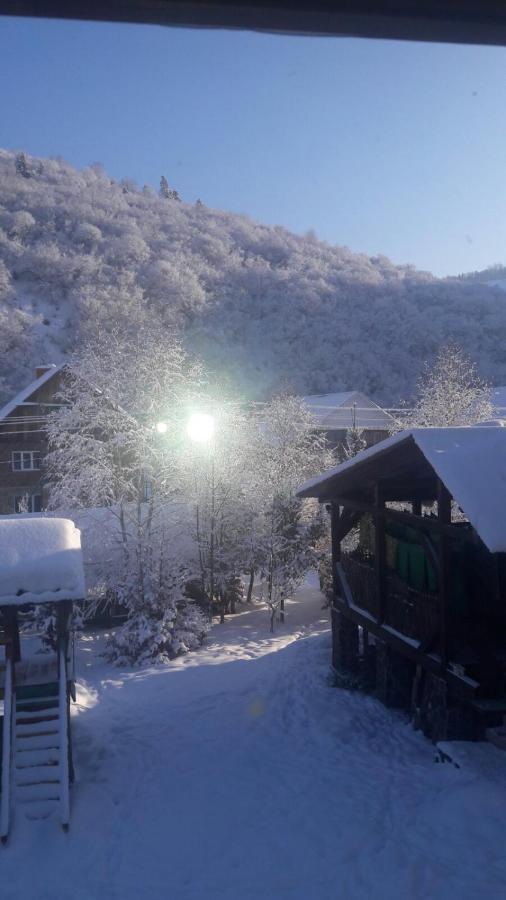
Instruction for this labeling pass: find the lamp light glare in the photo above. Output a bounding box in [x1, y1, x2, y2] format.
[156, 421, 168, 434]
[187, 412, 215, 443]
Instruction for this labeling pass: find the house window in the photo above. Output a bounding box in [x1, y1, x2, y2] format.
[12, 450, 41, 471]
[13, 494, 42, 514]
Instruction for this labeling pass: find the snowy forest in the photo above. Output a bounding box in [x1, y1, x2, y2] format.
[2, 148, 506, 406]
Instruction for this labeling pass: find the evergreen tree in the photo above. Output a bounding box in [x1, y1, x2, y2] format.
[15, 152, 30, 178]
[341, 426, 367, 460]
[159, 175, 170, 199]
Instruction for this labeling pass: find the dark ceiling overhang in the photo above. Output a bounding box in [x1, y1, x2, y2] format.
[2, 1, 506, 47]
[299, 435, 441, 504]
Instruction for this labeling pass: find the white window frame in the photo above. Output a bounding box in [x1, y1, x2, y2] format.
[11, 450, 41, 472]
[13, 494, 42, 513]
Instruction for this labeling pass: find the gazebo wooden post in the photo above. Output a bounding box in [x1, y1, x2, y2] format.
[329, 502, 359, 673]
[437, 479, 452, 670]
[374, 483, 386, 624]
[3, 607, 21, 664]
[330, 502, 341, 600]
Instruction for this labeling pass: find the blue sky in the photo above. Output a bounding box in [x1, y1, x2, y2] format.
[1, 16, 506, 276]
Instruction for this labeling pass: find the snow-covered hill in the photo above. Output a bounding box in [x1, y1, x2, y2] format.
[2, 148, 506, 403]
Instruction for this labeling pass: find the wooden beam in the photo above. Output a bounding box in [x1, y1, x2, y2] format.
[330, 503, 341, 602]
[7, 1, 506, 48]
[438, 480, 452, 670]
[374, 483, 386, 624]
[1, 607, 21, 665]
[332, 507, 360, 544]
[332, 496, 480, 544]
[332, 595, 478, 702]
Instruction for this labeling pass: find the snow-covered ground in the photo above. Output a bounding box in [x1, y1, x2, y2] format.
[3, 574, 506, 899]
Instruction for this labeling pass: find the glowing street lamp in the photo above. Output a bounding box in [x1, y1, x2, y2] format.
[155, 421, 168, 434]
[186, 412, 215, 444]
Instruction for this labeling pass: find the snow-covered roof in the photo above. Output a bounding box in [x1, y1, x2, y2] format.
[0, 364, 64, 423]
[303, 390, 395, 431]
[0, 517, 85, 606]
[298, 427, 506, 553]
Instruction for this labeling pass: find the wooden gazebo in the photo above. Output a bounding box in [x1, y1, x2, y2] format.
[299, 427, 506, 742]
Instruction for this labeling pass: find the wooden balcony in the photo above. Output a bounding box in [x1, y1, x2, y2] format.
[340, 554, 440, 645]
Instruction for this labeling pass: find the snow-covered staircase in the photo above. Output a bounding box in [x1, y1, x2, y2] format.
[1, 640, 71, 842]
[14, 688, 61, 819]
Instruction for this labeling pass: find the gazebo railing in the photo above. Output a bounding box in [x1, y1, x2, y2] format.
[340, 555, 378, 618]
[340, 554, 439, 644]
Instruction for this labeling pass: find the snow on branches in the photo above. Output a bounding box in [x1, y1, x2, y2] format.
[405, 342, 493, 427]
[46, 334, 333, 659]
[249, 395, 332, 631]
[46, 328, 208, 663]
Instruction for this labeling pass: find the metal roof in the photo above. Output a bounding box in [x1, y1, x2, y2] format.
[303, 391, 395, 431]
[0, 364, 65, 423]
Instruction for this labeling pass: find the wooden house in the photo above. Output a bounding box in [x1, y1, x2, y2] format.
[303, 391, 396, 450]
[298, 427, 506, 742]
[0, 365, 66, 515]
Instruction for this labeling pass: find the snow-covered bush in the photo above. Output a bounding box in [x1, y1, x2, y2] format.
[9, 210, 36, 239]
[74, 221, 102, 248]
[106, 568, 208, 667]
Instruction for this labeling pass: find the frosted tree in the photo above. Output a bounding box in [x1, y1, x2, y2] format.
[3, 149, 506, 407]
[181, 399, 254, 622]
[406, 342, 493, 427]
[159, 175, 180, 201]
[45, 327, 209, 664]
[160, 175, 170, 199]
[15, 152, 30, 178]
[341, 426, 367, 460]
[252, 395, 331, 630]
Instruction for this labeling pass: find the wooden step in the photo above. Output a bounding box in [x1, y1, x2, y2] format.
[16, 734, 60, 751]
[485, 725, 506, 751]
[16, 708, 59, 723]
[472, 697, 506, 730]
[17, 784, 60, 803]
[16, 747, 60, 767]
[16, 722, 59, 738]
[16, 765, 59, 787]
[16, 697, 58, 716]
[17, 693, 59, 704]
[24, 801, 58, 820]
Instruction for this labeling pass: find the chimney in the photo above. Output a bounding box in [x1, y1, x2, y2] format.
[35, 364, 56, 380]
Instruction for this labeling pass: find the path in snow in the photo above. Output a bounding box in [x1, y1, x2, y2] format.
[2, 574, 506, 899]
